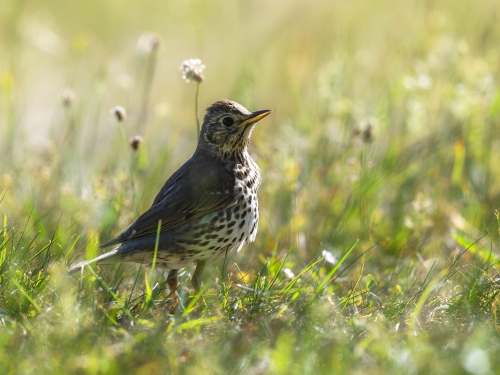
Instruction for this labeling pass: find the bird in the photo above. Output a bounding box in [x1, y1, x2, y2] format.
[68, 99, 271, 299]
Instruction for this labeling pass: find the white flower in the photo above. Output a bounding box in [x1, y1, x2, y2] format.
[321, 250, 337, 265]
[180, 58, 205, 83]
[283, 268, 295, 278]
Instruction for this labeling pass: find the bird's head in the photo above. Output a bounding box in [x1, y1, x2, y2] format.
[198, 100, 271, 161]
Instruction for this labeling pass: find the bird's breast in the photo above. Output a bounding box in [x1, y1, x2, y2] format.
[157, 158, 261, 268]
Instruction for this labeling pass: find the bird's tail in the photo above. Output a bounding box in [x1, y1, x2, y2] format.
[67, 248, 120, 274]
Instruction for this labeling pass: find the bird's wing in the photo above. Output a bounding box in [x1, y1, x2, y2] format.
[100, 156, 236, 248]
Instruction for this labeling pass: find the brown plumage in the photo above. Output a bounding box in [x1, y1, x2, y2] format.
[68, 99, 271, 296]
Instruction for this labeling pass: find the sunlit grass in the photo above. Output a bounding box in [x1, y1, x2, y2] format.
[1, 0, 500, 373]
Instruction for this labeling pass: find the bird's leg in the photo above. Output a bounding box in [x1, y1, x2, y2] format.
[192, 260, 207, 304]
[192, 260, 207, 293]
[167, 269, 179, 308]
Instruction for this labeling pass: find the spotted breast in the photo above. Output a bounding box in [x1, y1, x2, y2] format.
[134, 154, 261, 269]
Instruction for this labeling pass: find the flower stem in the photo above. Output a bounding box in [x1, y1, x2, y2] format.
[118, 122, 138, 215]
[195, 82, 201, 138]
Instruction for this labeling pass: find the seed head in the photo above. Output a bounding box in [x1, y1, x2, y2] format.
[129, 135, 143, 151]
[59, 88, 75, 107]
[180, 58, 205, 83]
[136, 33, 161, 54]
[110, 106, 127, 122]
[362, 124, 374, 143]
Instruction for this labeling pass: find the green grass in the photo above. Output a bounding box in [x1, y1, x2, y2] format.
[1, 0, 500, 373]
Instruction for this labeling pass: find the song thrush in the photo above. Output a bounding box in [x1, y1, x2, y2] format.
[69, 99, 271, 297]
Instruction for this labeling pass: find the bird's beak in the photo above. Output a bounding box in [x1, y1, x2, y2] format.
[239, 109, 272, 128]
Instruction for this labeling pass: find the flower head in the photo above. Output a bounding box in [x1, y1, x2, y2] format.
[136, 33, 160, 54]
[180, 58, 205, 83]
[110, 106, 127, 122]
[129, 135, 143, 151]
[321, 250, 337, 265]
[59, 88, 75, 107]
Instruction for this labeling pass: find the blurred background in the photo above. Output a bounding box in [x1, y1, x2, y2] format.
[1, 0, 500, 267]
[2, 0, 500, 373]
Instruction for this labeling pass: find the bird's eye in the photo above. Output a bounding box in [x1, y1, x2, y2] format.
[222, 116, 234, 127]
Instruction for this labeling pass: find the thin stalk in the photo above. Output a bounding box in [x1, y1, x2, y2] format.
[195, 82, 201, 138]
[118, 122, 138, 215]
